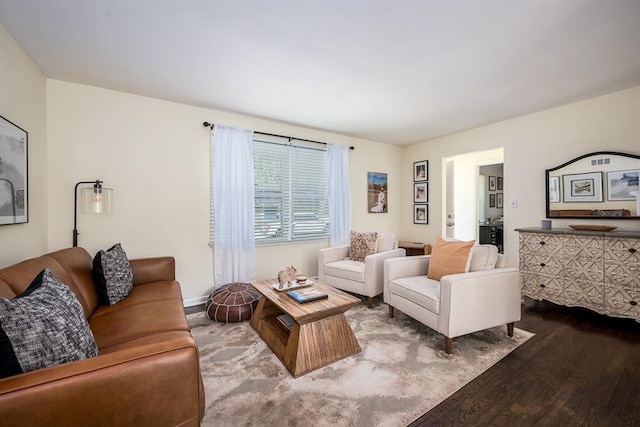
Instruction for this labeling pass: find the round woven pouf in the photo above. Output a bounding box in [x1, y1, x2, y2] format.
[205, 283, 261, 323]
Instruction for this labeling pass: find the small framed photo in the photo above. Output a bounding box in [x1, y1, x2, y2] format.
[414, 204, 428, 224]
[413, 160, 428, 182]
[414, 182, 428, 203]
[497, 193, 503, 208]
[488, 176, 496, 191]
[489, 193, 496, 208]
[497, 176, 503, 191]
[562, 172, 603, 202]
[606, 169, 639, 201]
[548, 176, 560, 203]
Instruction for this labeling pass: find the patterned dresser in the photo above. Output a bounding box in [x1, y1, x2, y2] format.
[516, 227, 640, 321]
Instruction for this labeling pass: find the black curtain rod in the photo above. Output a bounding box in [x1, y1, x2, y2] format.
[203, 122, 354, 150]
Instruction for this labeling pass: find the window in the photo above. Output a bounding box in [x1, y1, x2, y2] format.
[253, 136, 329, 243]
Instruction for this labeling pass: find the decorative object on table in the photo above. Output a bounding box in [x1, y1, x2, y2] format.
[414, 204, 428, 224]
[296, 275, 307, 283]
[413, 160, 428, 182]
[287, 287, 329, 303]
[568, 224, 617, 231]
[0, 115, 28, 225]
[205, 282, 261, 323]
[367, 171, 387, 213]
[540, 219, 552, 230]
[277, 266, 297, 289]
[72, 180, 113, 246]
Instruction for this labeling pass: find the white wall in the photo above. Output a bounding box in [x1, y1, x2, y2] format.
[0, 25, 47, 265]
[46, 80, 402, 302]
[401, 86, 640, 268]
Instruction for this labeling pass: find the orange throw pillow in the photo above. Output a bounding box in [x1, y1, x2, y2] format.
[427, 236, 476, 281]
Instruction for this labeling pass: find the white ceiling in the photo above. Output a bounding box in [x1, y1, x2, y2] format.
[1, 1, 640, 146]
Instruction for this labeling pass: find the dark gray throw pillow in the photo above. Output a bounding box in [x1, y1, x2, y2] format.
[0, 268, 99, 379]
[92, 243, 133, 306]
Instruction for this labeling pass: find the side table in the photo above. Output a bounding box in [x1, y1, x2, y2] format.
[398, 241, 432, 256]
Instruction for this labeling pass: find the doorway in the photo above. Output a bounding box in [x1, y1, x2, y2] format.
[443, 148, 504, 244]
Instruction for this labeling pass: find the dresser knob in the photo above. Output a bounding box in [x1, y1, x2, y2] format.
[540, 284, 546, 288]
[631, 301, 638, 306]
[540, 241, 546, 245]
[540, 263, 546, 267]
[629, 248, 637, 253]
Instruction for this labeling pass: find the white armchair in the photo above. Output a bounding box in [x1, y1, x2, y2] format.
[383, 244, 521, 353]
[318, 231, 406, 308]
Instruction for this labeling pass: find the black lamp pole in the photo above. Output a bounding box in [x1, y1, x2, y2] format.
[73, 180, 103, 247]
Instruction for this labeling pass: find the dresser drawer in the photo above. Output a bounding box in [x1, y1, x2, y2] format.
[520, 254, 563, 276]
[564, 258, 605, 282]
[520, 233, 563, 256]
[521, 272, 563, 302]
[563, 235, 604, 260]
[605, 261, 640, 288]
[604, 237, 640, 263]
[605, 285, 640, 320]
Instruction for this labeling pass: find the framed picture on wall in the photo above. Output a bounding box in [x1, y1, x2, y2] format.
[414, 204, 428, 224]
[413, 160, 428, 182]
[562, 172, 603, 202]
[368, 171, 388, 213]
[497, 193, 503, 208]
[489, 193, 496, 208]
[497, 176, 503, 190]
[414, 182, 428, 203]
[488, 176, 496, 191]
[606, 169, 639, 201]
[548, 176, 560, 203]
[0, 115, 28, 225]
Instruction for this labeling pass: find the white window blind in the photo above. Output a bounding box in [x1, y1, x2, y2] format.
[253, 137, 328, 243]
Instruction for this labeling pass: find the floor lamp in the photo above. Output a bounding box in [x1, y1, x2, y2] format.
[73, 180, 113, 247]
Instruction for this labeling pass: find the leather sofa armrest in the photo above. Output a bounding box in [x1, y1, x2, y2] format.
[0, 335, 203, 426]
[130, 256, 175, 285]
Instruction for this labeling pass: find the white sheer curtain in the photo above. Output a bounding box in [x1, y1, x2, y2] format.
[211, 124, 256, 288]
[327, 143, 351, 246]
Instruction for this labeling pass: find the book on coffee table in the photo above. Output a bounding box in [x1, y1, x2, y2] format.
[276, 314, 294, 330]
[287, 287, 328, 303]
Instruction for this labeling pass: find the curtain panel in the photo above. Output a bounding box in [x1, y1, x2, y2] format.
[211, 125, 256, 288]
[327, 143, 351, 246]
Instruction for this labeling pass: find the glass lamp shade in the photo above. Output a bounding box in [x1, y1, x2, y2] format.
[80, 187, 113, 214]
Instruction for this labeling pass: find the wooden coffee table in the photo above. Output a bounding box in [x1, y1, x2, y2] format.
[249, 278, 361, 377]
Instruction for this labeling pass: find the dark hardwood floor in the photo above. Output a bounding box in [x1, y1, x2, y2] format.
[410, 297, 640, 427]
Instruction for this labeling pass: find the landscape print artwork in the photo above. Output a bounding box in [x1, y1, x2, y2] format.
[368, 172, 387, 213]
[0, 115, 28, 225]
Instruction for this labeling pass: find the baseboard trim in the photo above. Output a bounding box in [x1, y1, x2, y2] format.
[184, 295, 208, 308]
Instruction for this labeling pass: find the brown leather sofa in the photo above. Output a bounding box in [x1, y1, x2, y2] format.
[0, 247, 205, 426]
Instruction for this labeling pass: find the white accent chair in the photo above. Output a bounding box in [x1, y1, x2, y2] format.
[383, 245, 521, 353]
[318, 232, 406, 308]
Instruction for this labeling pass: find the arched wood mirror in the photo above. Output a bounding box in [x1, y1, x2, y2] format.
[546, 151, 640, 219]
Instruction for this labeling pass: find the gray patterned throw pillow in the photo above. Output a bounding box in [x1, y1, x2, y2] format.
[92, 243, 133, 306]
[0, 268, 98, 379]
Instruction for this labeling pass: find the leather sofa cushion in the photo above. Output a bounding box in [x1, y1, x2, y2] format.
[389, 276, 441, 314]
[324, 260, 365, 283]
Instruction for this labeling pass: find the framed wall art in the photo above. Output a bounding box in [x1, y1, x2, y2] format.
[0, 115, 28, 225]
[489, 193, 496, 208]
[562, 172, 603, 203]
[497, 176, 503, 191]
[488, 176, 496, 191]
[413, 160, 428, 182]
[413, 182, 428, 203]
[548, 176, 560, 203]
[413, 204, 428, 224]
[606, 169, 639, 201]
[368, 171, 388, 213]
[497, 193, 503, 208]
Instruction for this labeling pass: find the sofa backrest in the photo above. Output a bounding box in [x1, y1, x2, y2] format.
[0, 247, 99, 318]
[376, 231, 397, 252]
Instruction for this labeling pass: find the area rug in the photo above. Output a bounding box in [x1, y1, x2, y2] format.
[188, 298, 533, 427]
